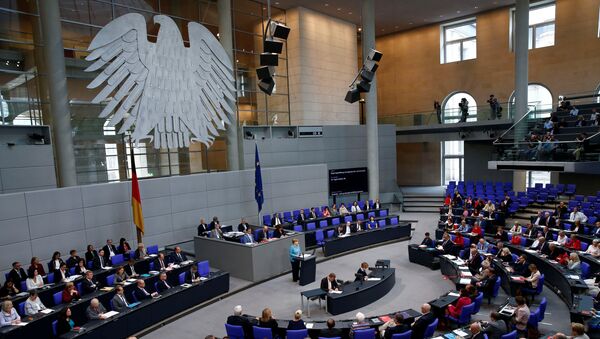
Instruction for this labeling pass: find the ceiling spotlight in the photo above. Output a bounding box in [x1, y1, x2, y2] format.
[358, 27, 362, 32]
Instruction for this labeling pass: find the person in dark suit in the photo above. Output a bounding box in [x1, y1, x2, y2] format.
[7, 262, 27, 283]
[438, 233, 455, 254]
[421, 232, 435, 248]
[133, 279, 157, 300]
[85, 245, 98, 263]
[523, 224, 536, 238]
[185, 265, 201, 284]
[56, 307, 76, 336]
[547, 243, 561, 260]
[49, 251, 65, 274]
[467, 248, 483, 275]
[541, 227, 552, 242]
[271, 213, 283, 226]
[493, 227, 509, 242]
[411, 304, 436, 339]
[476, 268, 497, 297]
[287, 310, 306, 330]
[102, 239, 118, 260]
[257, 226, 271, 242]
[296, 210, 307, 223]
[227, 305, 255, 338]
[545, 213, 556, 228]
[273, 224, 286, 238]
[309, 208, 317, 219]
[92, 249, 111, 269]
[257, 308, 279, 338]
[238, 218, 250, 232]
[470, 322, 486, 339]
[197, 218, 209, 236]
[118, 238, 132, 254]
[319, 318, 343, 338]
[320, 273, 339, 292]
[171, 246, 187, 263]
[57, 263, 70, 283]
[373, 199, 381, 210]
[110, 285, 129, 312]
[81, 271, 99, 295]
[74, 259, 88, 275]
[384, 313, 411, 339]
[154, 253, 169, 271]
[355, 262, 369, 282]
[124, 258, 139, 277]
[155, 272, 171, 293]
[512, 255, 530, 277]
[481, 312, 508, 339]
[65, 250, 81, 268]
[209, 216, 220, 230]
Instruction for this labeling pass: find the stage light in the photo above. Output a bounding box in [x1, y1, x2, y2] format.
[359, 69, 374, 82]
[256, 66, 275, 81]
[270, 21, 291, 40]
[357, 80, 371, 93]
[258, 77, 275, 95]
[367, 49, 383, 62]
[364, 59, 379, 73]
[260, 53, 279, 67]
[344, 87, 361, 104]
[263, 38, 283, 54]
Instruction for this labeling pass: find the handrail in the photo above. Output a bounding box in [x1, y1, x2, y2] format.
[493, 108, 533, 144]
[493, 130, 600, 146]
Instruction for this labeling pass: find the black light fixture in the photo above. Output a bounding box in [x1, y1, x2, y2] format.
[257, 1, 291, 96]
[263, 38, 283, 54]
[245, 130, 255, 140]
[344, 48, 383, 104]
[260, 53, 279, 67]
[270, 21, 291, 40]
[258, 77, 275, 96]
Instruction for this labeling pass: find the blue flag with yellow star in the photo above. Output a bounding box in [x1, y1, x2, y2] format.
[254, 143, 264, 212]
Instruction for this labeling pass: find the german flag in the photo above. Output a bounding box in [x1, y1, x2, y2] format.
[130, 147, 144, 235]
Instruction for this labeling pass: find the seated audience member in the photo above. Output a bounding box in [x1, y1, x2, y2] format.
[258, 307, 279, 338]
[569, 207, 588, 223]
[471, 223, 483, 236]
[498, 248, 513, 263]
[81, 271, 99, 295]
[309, 208, 318, 219]
[133, 279, 157, 300]
[155, 272, 172, 293]
[547, 243, 561, 261]
[457, 220, 469, 233]
[49, 251, 65, 273]
[355, 262, 369, 282]
[494, 226, 509, 242]
[509, 222, 522, 234]
[197, 218, 209, 236]
[476, 238, 490, 253]
[85, 245, 99, 263]
[338, 222, 351, 237]
[171, 246, 188, 263]
[567, 253, 581, 271]
[349, 312, 370, 337]
[330, 204, 339, 216]
[421, 232, 435, 248]
[571, 322, 590, 339]
[227, 305, 255, 337]
[0, 281, 18, 299]
[353, 220, 364, 232]
[273, 224, 286, 238]
[241, 228, 255, 244]
[467, 248, 482, 274]
[411, 304, 436, 339]
[533, 212, 544, 226]
[114, 266, 129, 284]
[66, 250, 81, 268]
[26, 269, 44, 290]
[366, 216, 377, 229]
[381, 312, 410, 339]
[438, 232, 455, 254]
[271, 213, 283, 226]
[483, 200, 495, 215]
[93, 249, 111, 270]
[57, 263, 70, 283]
[154, 253, 169, 271]
[470, 322, 485, 339]
[24, 290, 46, 316]
[530, 236, 549, 254]
[510, 233, 523, 246]
[541, 226, 552, 240]
[322, 207, 331, 217]
[514, 296, 530, 337]
[209, 216, 220, 230]
[523, 223, 536, 238]
[586, 239, 600, 257]
[338, 203, 349, 215]
[134, 243, 148, 259]
[444, 194, 452, 206]
[454, 233, 465, 248]
[125, 258, 139, 277]
[0, 301, 20, 327]
[257, 226, 271, 242]
[211, 223, 224, 239]
[103, 239, 118, 260]
[8, 262, 27, 283]
[512, 255, 531, 277]
[85, 298, 107, 320]
[555, 201, 568, 218]
[373, 199, 381, 209]
[287, 310, 306, 330]
[297, 210, 307, 223]
[62, 282, 80, 303]
[447, 288, 472, 318]
[28, 257, 46, 277]
[321, 273, 339, 292]
[524, 264, 541, 290]
[118, 237, 131, 254]
[481, 311, 507, 339]
[185, 265, 201, 284]
[75, 259, 88, 275]
[566, 234, 582, 250]
[476, 269, 497, 297]
[556, 231, 568, 245]
[444, 216, 455, 231]
[56, 307, 75, 336]
[237, 218, 250, 232]
[594, 222, 600, 238]
[320, 318, 342, 338]
[110, 285, 129, 312]
[572, 220, 584, 234]
[351, 201, 362, 213]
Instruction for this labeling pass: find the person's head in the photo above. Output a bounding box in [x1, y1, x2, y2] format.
[245, 228, 252, 234]
[90, 298, 100, 308]
[60, 263, 67, 271]
[119, 237, 126, 245]
[159, 272, 167, 281]
[30, 256, 40, 265]
[59, 307, 72, 320]
[497, 241, 504, 249]
[538, 236, 546, 244]
[262, 225, 268, 233]
[361, 262, 369, 270]
[593, 239, 599, 247]
[292, 238, 299, 246]
[174, 246, 181, 254]
[52, 251, 61, 260]
[570, 234, 578, 240]
[28, 290, 38, 300]
[570, 253, 579, 262]
[470, 247, 478, 255]
[552, 334, 567, 339]
[571, 322, 585, 336]
[369, 216, 375, 221]
[212, 216, 218, 223]
[425, 232, 430, 238]
[98, 249, 105, 257]
[549, 243, 556, 251]
[497, 226, 503, 232]
[65, 282, 74, 291]
[106, 239, 113, 246]
[470, 322, 481, 334]
[85, 271, 93, 280]
[137, 279, 145, 288]
[518, 254, 526, 263]
[233, 305, 243, 316]
[200, 218, 205, 224]
[115, 285, 124, 295]
[328, 273, 336, 281]
[479, 238, 485, 245]
[116, 266, 125, 275]
[573, 206, 579, 212]
[128, 258, 135, 265]
[529, 264, 538, 272]
[516, 296, 526, 306]
[420, 303, 431, 314]
[294, 310, 302, 320]
[261, 307, 272, 321]
[394, 312, 405, 325]
[87, 244, 94, 252]
[190, 265, 198, 273]
[460, 288, 469, 297]
[442, 232, 450, 240]
[501, 247, 510, 256]
[77, 259, 85, 267]
[12, 262, 20, 270]
[28, 269, 37, 279]
[355, 312, 365, 323]
[490, 311, 500, 321]
[346, 221, 351, 227]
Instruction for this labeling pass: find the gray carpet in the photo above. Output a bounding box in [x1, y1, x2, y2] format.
[141, 211, 572, 338]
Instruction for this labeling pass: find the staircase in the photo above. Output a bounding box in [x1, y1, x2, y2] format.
[401, 187, 445, 213]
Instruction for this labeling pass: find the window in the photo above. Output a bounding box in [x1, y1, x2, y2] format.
[441, 20, 477, 64]
[442, 141, 464, 185]
[526, 171, 551, 188]
[442, 92, 477, 123]
[511, 3, 555, 50]
[509, 84, 553, 118]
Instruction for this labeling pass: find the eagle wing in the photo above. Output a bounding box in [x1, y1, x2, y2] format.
[84, 13, 150, 137]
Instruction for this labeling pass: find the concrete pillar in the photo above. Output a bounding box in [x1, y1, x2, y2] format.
[513, 170, 527, 192]
[362, 0, 379, 200]
[514, 0, 529, 143]
[218, 0, 241, 170]
[38, 0, 77, 187]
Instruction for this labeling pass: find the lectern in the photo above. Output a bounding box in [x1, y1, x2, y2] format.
[298, 254, 316, 286]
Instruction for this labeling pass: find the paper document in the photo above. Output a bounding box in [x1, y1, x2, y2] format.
[149, 254, 158, 257]
[149, 271, 160, 275]
[301, 254, 312, 259]
[448, 292, 460, 297]
[418, 245, 427, 248]
[459, 278, 471, 285]
[525, 250, 537, 253]
[432, 337, 444, 339]
[200, 277, 208, 281]
[181, 283, 192, 288]
[329, 290, 342, 294]
[568, 275, 580, 280]
[305, 323, 314, 329]
[367, 277, 381, 281]
[442, 255, 456, 260]
[453, 329, 468, 336]
[458, 266, 468, 270]
[126, 279, 137, 283]
[102, 266, 113, 270]
[14, 322, 27, 326]
[40, 309, 53, 314]
[460, 271, 472, 277]
[103, 311, 119, 319]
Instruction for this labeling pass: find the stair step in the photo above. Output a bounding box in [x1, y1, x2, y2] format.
[404, 206, 439, 213]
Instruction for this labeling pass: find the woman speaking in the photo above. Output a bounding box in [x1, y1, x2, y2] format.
[289, 239, 302, 282]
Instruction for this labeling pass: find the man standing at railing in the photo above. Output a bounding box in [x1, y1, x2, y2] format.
[487, 95, 500, 120]
[434, 101, 442, 124]
[459, 98, 469, 122]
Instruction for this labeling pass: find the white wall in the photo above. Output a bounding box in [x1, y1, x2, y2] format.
[0, 164, 328, 274]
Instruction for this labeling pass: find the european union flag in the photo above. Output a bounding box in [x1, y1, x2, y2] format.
[254, 144, 264, 212]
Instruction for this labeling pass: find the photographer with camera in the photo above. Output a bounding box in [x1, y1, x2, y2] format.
[459, 97, 469, 122]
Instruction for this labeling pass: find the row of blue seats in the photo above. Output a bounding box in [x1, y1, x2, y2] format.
[263, 200, 377, 226]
